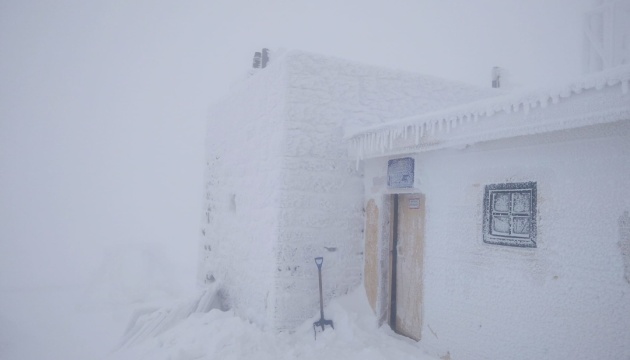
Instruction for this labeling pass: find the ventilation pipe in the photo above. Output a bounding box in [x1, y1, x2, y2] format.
[492, 66, 502, 88]
[252, 52, 262, 69]
[252, 48, 270, 69]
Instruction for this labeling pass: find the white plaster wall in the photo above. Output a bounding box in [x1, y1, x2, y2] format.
[199, 61, 287, 328]
[364, 120, 630, 359]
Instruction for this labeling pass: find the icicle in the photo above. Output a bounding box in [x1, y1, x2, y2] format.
[524, 103, 530, 115]
[380, 131, 387, 153]
[473, 113, 479, 122]
[371, 133, 376, 153]
[415, 124, 421, 145]
[355, 139, 362, 170]
[380, 132, 385, 153]
[622, 79, 629, 95]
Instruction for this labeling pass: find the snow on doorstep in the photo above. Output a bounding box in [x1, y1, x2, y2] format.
[347, 64, 630, 160]
[108, 286, 438, 360]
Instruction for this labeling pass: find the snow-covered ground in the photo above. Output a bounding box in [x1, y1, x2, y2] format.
[0, 283, 436, 360]
[109, 287, 436, 360]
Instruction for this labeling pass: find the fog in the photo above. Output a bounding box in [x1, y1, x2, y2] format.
[1, 0, 589, 301]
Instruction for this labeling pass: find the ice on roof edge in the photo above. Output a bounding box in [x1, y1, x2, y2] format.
[345, 64, 630, 140]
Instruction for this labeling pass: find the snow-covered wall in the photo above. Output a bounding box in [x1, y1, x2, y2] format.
[363, 118, 630, 359]
[271, 51, 497, 330]
[199, 59, 287, 327]
[200, 50, 498, 330]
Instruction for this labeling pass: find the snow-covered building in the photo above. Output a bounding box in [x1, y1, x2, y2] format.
[349, 65, 630, 359]
[199, 49, 630, 359]
[198, 50, 497, 331]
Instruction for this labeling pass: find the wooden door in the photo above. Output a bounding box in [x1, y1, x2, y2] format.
[392, 193, 425, 341]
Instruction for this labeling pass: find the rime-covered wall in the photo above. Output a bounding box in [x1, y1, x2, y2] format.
[198, 60, 287, 328]
[200, 50, 497, 330]
[363, 119, 630, 359]
[271, 51, 495, 330]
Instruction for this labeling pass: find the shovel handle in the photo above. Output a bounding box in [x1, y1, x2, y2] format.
[314, 257, 323, 268]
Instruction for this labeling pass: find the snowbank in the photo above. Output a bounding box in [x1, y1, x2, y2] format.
[108, 286, 436, 360]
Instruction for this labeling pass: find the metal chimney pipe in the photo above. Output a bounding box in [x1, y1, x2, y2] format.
[253, 52, 262, 69]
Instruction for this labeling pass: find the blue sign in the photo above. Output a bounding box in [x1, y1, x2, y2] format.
[388, 157, 414, 188]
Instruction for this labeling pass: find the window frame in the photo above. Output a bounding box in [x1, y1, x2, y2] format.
[483, 181, 537, 248]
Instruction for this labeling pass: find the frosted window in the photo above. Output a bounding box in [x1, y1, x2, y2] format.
[493, 193, 510, 212]
[512, 193, 531, 213]
[483, 182, 537, 248]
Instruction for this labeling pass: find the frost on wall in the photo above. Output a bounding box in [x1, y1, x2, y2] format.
[620, 210, 630, 284]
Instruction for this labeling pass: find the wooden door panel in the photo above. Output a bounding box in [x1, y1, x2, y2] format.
[395, 193, 424, 341]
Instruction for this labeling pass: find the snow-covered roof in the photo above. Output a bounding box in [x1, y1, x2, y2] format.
[346, 65, 630, 160]
[227, 49, 501, 130]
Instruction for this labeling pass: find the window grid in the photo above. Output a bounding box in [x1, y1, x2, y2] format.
[483, 182, 537, 248]
[489, 190, 533, 239]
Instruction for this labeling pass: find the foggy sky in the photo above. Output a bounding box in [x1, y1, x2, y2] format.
[0, 0, 590, 290]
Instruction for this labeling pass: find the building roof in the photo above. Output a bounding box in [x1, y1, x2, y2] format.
[224, 49, 500, 129]
[346, 64, 630, 160]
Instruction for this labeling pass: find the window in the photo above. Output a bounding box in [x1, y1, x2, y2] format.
[483, 182, 537, 248]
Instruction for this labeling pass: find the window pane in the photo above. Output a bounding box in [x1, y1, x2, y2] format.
[492, 215, 510, 235]
[512, 216, 531, 236]
[512, 192, 531, 213]
[493, 193, 510, 212]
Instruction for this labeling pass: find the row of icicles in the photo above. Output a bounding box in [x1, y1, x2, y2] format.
[349, 74, 630, 163]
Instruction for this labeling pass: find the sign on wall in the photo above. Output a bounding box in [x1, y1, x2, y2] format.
[388, 157, 414, 188]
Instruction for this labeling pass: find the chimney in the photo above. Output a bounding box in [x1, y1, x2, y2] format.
[252, 52, 262, 69]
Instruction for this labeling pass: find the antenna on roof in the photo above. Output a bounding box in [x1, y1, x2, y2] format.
[262, 48, 270, 68]
[252, 48, 271, 69]
[583, 0, 630, 73]
[492, 66, 502, 88]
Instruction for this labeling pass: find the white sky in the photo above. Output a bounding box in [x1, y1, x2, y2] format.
[0, 0, 591, 290]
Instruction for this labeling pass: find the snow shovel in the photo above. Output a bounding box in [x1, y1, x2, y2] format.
[313, 256, 334, 339]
